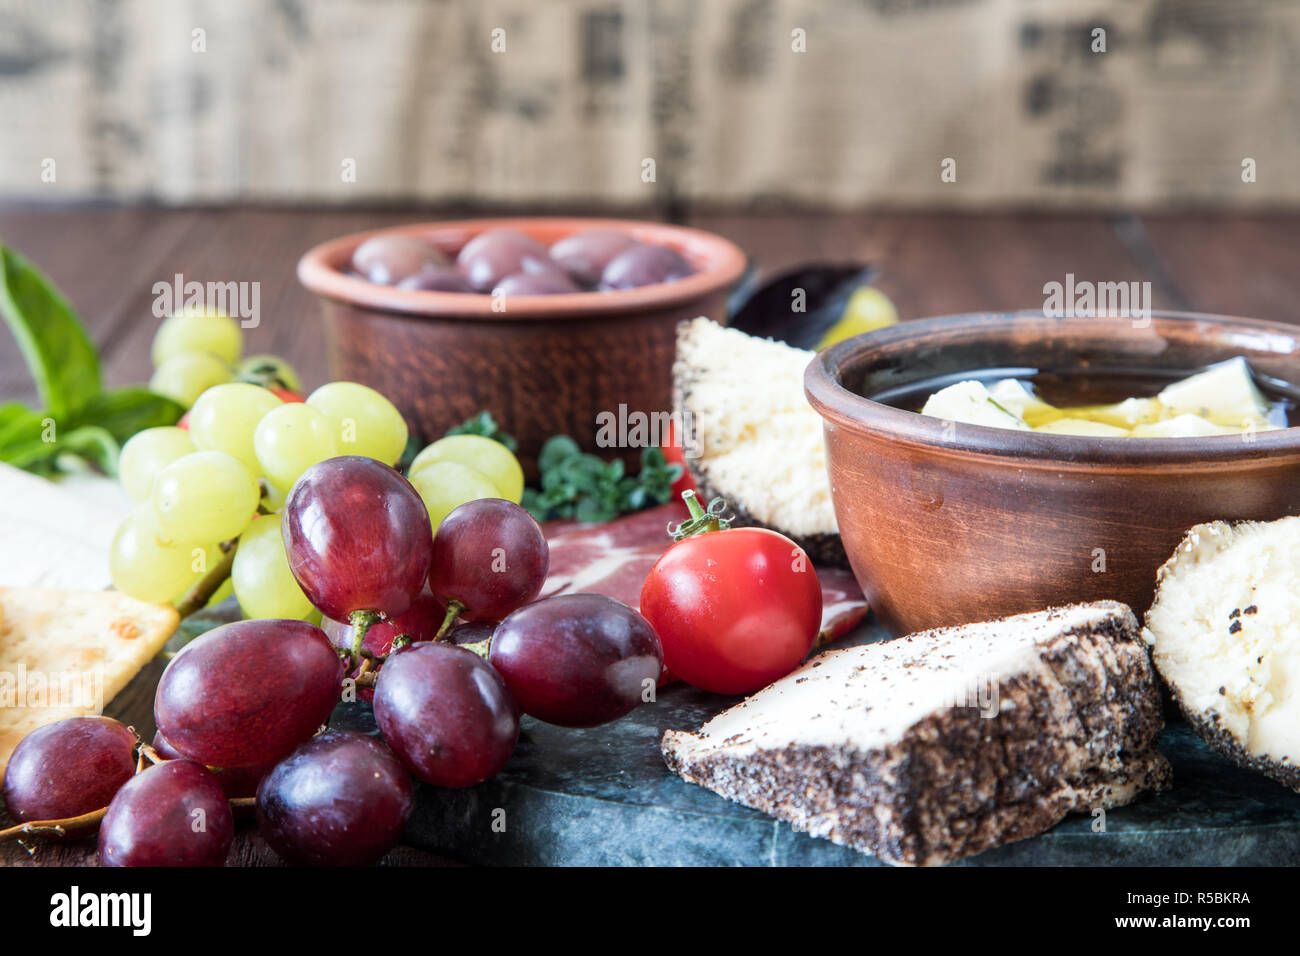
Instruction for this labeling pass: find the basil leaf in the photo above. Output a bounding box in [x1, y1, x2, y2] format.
[0, 244, 101, 421]
[75, 387, 184, 443]
[0, 401, 46, 450]
[56, 425, 120, 474]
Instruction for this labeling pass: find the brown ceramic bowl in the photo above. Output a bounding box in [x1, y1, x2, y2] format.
[805, 311, 1300, 636]
[298, 217, 746, 473]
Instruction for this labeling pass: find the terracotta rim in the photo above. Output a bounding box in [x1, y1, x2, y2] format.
[297, 217, 748, 320]
[805, 310, 1300, 467]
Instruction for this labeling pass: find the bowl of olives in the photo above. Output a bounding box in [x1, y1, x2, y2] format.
[298, 218, 746, 472]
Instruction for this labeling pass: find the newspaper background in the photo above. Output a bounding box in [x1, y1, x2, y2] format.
[0, 0, 1296, 207]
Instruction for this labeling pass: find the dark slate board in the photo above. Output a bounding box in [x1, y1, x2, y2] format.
[331, 622, 1300, 867]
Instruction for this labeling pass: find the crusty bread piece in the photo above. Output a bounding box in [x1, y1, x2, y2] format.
[663, 601, 1169, 866]
[673, 317, 846, 566]
[0, 588, 178, 778]
[1143, 517, 1300, 792]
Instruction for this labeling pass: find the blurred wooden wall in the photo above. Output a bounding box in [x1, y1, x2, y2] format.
[0, 0, 1296, 208]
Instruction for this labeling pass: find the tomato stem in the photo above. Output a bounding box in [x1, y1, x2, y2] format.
[667, 490, 732, 541]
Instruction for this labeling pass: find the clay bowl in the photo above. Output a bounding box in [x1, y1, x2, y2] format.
[298, 217, 746, 473]
[805, 311, 1300, 636]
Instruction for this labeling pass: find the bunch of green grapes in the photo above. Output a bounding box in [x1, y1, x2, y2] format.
[114, 311, 411, 621]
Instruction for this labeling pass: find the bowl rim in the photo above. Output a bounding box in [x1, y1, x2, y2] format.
[296, 216, 748, 320]
[804, 310, 1300, 466]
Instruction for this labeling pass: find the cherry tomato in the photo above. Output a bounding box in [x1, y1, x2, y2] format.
[176, 411, 191, 431]
[640, 504, 821, 695]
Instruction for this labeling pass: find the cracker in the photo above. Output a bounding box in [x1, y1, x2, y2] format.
[0, 588, 178, 778]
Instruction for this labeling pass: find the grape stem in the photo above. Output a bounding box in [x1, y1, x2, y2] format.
[666, 490, 732, 541]
[0, 795, 258, 846]
[0, 807, 108, 843]
[175, 539, 239, 620]
[347, 609, 383, 667]
[433, 600, 465, 642]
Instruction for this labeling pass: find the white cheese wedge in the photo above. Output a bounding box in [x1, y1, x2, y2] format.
[1156, 357, 1271, 427]
[664, 602, 1169, 865]
[1143, 517, 1300, 792]
[920, 381, 1030, 430]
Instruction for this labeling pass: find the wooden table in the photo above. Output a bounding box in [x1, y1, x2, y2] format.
[2, 205, 1298, 407]
[1, 205, 1297, 866]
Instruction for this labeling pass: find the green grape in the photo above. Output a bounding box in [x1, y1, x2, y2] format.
[409, 460, 500, 531]
[188, 383, 282, 474]
[231, 514, 316, 620]
[409, 433, 523, 503]
[110, 505, 220, 603]
[149, 351, 234, 408]
[207, 577, 235, 607]
[151, 450, 259, 545]
[261, 479, 287, 512]
[253, 403, 339, 491]
[306, 381, 408, 465]
[152, 308, 243, 366]
[236, 354, 302, 394]
[118, 427, 196, 501]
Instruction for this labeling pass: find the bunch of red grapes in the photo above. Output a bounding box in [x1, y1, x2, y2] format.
[2, 456, 663, 866]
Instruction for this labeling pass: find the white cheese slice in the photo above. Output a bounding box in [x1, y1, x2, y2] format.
[1143, 517, 1300, 790]
[920, 381, 1030, 431]
[1156, 357, 1271, 427]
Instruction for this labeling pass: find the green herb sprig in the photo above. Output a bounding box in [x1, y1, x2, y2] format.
[521, 435, 682, 523]
[0, 244, 183, 476]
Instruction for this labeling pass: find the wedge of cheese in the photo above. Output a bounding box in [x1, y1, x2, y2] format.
[664, 602, 1169, 865]
[0, 587, 178, 778]
[673, 317, 844, 565]
[1143, 517, 1300, 791]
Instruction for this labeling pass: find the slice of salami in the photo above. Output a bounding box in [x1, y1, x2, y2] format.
[540, 502, 868, 653]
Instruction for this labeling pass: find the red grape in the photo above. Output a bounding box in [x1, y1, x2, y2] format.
[98, 760, 234, 867]
[600, 244, 694, 290]
[456, 229, 549, 292]
[154, 619, 343, 768]
[373, 643, 519, 788]
[396, 265, 474, 293]
[490, 594, 662, 727]
[256, 731, 414, 866]
[153, 731, 274, 800]
[351, 235, 447, 285]
[283, 456, 433, 622]
[2, 717, 136, 825]
[446, 620, 496, 647]
[427, 498, 548, 621]
[549, 229, 638, 287]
